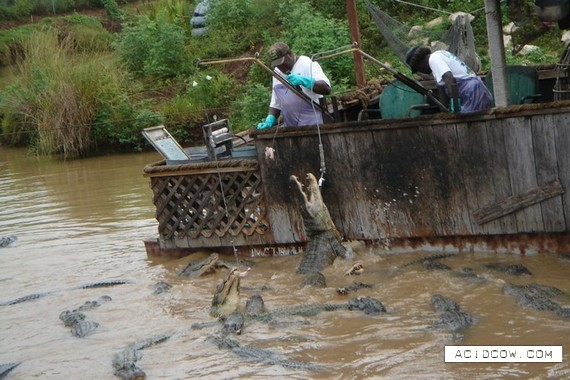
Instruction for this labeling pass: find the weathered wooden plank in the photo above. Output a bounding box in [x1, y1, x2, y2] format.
[531, 113, 566, 231]
[428, 123, 473, 235]
[322, 130, 380, 240]
[368, 124, 428, 237]
[455, 120, 495, 234]
[553, 114, 570, 230]
[483, 118, 518, 233]
[473, 179, 564, 224]
[502, 116, 543, 232]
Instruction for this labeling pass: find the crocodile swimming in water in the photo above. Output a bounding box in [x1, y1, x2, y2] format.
[0, 280, 129, 307]
[430, 294, 476, 332]
[208, 335, 325, 371]
[179, 253, 253, 278]
[0, 235, 17, 248]
[400, 252, 458, 268]
[0, 362, 20, 379]
[112, 334, 171, 380]
[485, 263, 532, 276]
[59, 295, 112, 337]
[290, 173, 351, 275]
[208, 297, 386, 371]
[503, 283, 570, 318]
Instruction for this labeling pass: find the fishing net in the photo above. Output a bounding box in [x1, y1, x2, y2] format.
[364, 0, 481, 73]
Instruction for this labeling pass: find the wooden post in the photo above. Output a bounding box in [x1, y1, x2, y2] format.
[346, 0, 366, 88]
[484, 0, 510, 106]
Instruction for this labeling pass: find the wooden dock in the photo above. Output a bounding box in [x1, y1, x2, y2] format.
[143, 100, 570, 256]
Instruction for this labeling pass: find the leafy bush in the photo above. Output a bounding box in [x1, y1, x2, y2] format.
[230, 82, 271, 132]
[113, 15, 189, 79]
[278, 0, 354, 89]
[0, 28, 150, 157]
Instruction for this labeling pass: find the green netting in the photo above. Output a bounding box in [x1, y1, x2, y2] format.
[364, 0, 480, 73]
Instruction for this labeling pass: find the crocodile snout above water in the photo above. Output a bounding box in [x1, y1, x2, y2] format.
[210, 268, 241, 318]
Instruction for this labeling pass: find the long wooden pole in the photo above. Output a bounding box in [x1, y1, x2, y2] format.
[346, 0, 366, 87]
[485, 0, 509, 106]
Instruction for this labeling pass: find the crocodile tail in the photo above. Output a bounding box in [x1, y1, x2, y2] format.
[77, 280, 131, 289]
[0, 363, 20, 378]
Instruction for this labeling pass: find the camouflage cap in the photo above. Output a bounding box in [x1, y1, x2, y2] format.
[268, 42, 290, 67]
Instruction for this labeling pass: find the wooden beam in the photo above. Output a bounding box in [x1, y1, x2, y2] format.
[484, 0, 510, 106]
[473, 179, 565, 224]
[346, 0, 366, 87]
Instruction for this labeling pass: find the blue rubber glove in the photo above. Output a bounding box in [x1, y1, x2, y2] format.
[287, 74, 316, 90]
[256, 114, 276, 130]
[450, 97, 462, 113]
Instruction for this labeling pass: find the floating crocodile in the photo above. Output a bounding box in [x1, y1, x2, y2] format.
[152, 281, 172, 295]
[179, 253, 252, 278]
[301, 272, 327, 288]
[0, 235, 17, 248]
[290, 173, 350, 274]
[112, 334, 171, 380]
[59, 295, 112, 337]
[245, 294, 266, 317]
[207, 335, 325, 371]
[0, 362, 20, 379]
[485, 263, 532, 276]
[503, 283, 570, 318]
[252, 295, 387, 322]
[430, 294, 476, 331]
[336, 281, 373, 295]
[400, 252, 458, 268]
[0, 280, 130, 307]
[222, 310, 246, 335]
[421, 261, 452, 271]
[59, 309, 96, 335]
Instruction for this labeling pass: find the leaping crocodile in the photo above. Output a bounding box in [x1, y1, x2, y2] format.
[210, 267, 243, 318]
[290, 173, 351, 275]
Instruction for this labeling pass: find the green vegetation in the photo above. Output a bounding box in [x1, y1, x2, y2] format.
[0, 0, 566, 158]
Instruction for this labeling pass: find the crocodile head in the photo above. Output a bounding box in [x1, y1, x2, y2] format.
[210, 267, 241, 318]
[179, 253, 219, 277]
[290, 173, 337, 236]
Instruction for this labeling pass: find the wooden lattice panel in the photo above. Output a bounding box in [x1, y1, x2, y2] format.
[150, 168, 269, 240]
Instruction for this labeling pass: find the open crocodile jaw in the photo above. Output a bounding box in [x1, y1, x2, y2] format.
[210, 268, 241, 318]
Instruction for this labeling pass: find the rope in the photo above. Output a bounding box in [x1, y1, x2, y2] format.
[309, 43, 354, 187]
[203, 114, 240, 266]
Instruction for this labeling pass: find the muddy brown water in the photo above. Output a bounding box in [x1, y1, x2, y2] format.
[1, 146, 569, 379]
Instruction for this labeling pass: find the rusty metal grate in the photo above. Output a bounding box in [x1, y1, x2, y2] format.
[150, 169, 268, 240]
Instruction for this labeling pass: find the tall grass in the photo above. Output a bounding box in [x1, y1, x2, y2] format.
[1, 28, 129, 158]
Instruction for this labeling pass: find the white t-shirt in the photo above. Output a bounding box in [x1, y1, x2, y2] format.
[269, 55, 330, 110]
[429, 50, 475, 84]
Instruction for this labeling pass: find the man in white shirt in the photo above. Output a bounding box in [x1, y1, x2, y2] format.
[405, 46, 492, 113]
[257, 42, 331, 129]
